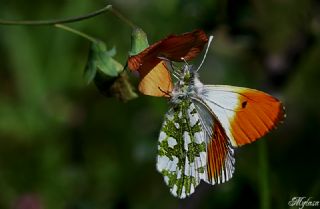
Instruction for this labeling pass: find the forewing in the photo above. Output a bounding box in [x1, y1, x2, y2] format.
[157, 101, 207, 198]
[138, 61, 173, 97]
[200, 85, 285, 147]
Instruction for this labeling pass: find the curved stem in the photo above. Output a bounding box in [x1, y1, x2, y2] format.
[110, 7, 137, 29]
[0, 5, 138, 43]
[0, 5, 112, 25]
[54, 24, 98, 43]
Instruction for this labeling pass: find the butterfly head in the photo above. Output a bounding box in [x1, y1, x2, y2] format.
[170, 63, 203, 104]
[178, 63, 193, 85]
[169, 35, 213, 104]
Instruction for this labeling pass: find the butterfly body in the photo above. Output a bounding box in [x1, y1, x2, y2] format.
[170, 65, 202, 104]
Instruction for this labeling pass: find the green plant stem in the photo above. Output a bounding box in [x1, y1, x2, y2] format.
[54, 24, 98, 43]
[110, 7, 137, 29]
[0, 5, 138, 42]
[0, 5, 112, 25]
[259, 140, 270, 209]
[0, 5, 137, 30]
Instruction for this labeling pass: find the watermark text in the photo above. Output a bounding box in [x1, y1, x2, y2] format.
[288, 197, 319, 209]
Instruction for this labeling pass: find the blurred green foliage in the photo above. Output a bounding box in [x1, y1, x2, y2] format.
[0, 0, 319, 209]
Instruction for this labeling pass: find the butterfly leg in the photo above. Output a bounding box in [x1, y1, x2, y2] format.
[158, 86, 172, 97]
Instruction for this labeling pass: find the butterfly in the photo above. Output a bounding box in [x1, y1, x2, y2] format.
[129, 32, 285, 198]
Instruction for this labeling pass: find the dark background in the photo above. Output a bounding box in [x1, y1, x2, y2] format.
[0, 0, 319, 209]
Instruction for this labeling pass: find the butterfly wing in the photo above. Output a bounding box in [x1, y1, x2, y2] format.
[157, 99, 236, 198]
[157, 101, 208, 198]
[199, 85, 285, 147]
[138, 61, 173, 97]
[192, 99, 235, 184]
[152, 29, 209, 62]
[206, 119, 235, 184]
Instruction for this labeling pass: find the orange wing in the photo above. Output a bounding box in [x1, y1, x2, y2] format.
[206, 119, 234, 184]
[138, 61, 173, 97]
[201, 85, 285, 147]
[230, 90, 284, 146]
[127, 29, 208, 97]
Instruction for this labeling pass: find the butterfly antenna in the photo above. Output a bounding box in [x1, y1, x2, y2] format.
[181, 57, 189, 65]
[158, 56, 179, 79]
[172, 72, 179, 80]
[196, 35, 214, 72]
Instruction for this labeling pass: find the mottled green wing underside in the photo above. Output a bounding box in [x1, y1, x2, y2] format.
[157, 98, 236, 198]
[156, 100, 208, 198]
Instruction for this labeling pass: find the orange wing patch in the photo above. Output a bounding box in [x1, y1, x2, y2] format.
[230, 90, 285, 146]
[138, 61, 173, 97]
[207, 119, 234, 184]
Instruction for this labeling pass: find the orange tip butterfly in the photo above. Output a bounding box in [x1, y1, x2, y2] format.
[129, 31, 285, 198]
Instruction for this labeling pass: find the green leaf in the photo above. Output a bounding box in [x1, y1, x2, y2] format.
[106, 46, 116, 57]
[84, 46, 97, 84]
[84, 41, 123, 84]
[129, 27, 149, 56]
[83, 40, 138, 102]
